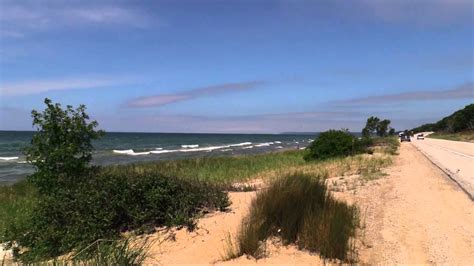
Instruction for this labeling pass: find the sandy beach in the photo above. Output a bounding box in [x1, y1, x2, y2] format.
[140, 142, 474, 264]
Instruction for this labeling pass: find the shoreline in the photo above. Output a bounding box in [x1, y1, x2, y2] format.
[0, 147, 305, 185]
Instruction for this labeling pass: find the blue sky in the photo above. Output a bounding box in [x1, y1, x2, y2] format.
[0, 0, 473, 133]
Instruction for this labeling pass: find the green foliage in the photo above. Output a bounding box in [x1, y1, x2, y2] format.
[376, 119, 391, 137]
[4, 170, 229, 262]
[234, 173, 358, 261]
[24, 98, 104, 194]
[3, 99, 229, 263]
[412, 104, 474, 133]
[362, 116, 380, 137]
[304, 130, 365, 161]
[362, 116, 393, 137]
[0, 181, 38, 250]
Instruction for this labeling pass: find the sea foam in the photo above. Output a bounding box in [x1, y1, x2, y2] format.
[113, 149, 151, 156]
[255, 142, 274, 147]
[229, 142, 252, 147]
[113, 149, 134, 154]
[150, 150, 178, 154]
[0, 156, 19, 161]
[181, 144, 199, 148]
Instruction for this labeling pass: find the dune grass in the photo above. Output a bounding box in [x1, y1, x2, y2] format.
[371, 136, 400, 155]
[68, 238, 150, 265]
[1, 238, 151, 266]
[427, 131, 474, 142]
[230, 173, 358, 262]
[103, 150, 307, 183]
[0, 181, 37, 246]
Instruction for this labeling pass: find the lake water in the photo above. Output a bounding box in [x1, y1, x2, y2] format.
[0, 131, 317, 184]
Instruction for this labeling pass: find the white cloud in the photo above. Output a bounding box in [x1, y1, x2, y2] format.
[0, 2, 153, 38]
[0, 76, 133, 96]
[127, 81, 266, 108]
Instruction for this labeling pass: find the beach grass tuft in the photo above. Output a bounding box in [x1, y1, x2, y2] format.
[232, 173, 358, 262]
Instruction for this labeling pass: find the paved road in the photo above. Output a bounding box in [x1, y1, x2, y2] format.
[411, 135, 474, 199]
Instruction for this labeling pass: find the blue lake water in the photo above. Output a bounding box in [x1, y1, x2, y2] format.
[0, 131, 317, 184]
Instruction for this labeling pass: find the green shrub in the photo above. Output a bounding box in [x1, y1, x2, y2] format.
[4, 171, 229, 262]
[3, 99, 230, 263]
[305, 130, 364, 161]
[24, 98, 104, 194]
[234, 173, 358, 262]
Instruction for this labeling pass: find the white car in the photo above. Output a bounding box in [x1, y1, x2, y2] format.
[417, 134, 424, 140]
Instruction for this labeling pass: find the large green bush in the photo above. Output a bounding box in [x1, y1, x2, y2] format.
[5, 171, 229, 262]
[24, 98, 104, 194]
[305, 130, 364, 161]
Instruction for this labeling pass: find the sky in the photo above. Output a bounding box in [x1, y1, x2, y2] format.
[0, 0, 473, 133]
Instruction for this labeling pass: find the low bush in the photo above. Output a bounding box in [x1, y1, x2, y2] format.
[305, 130, 367, 161]
[233, 173, 358, 262]
[3, 171, 229, 262]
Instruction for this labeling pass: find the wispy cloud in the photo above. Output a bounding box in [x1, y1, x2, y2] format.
[93, 110, 363, 133]
[332, 83, 473, 105]
[127, 81, 266, 108]
[359, 0, 472, 26]
[0, 76, 134, 96]
[0, 2, 154, 38]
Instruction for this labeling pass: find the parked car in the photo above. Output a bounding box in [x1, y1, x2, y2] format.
[417, 134, 424, 140]
[400, 134, 411, 142]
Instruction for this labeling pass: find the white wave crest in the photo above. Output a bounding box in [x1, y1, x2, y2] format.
[274, 141, 282, 144]
[181, 144, 199, 148]
[113, 149, 151, 156]
[150, 150, 178, 154]
[229, 142, 252, 147]
[276, 146, 283, 149]
[180, 145, 229, 152]
[0, 156, 19, 161]
[255, 142, 274, 147]
[113, 149, 134, 154]
[242, 146, 254, 149]
[129, 151, 151, 156]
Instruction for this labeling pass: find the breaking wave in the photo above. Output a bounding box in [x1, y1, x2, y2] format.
[181, 144, 199, 148]
[0, 156, 19, 161]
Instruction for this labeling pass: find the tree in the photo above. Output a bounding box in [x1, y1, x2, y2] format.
[362, 116, 380, 137]
[24, 98, 104, 194]
[376, 119, 391, 137]
[362, 116, 392, 137]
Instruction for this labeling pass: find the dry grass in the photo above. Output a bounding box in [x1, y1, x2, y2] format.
[228, 173, 358, 262]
